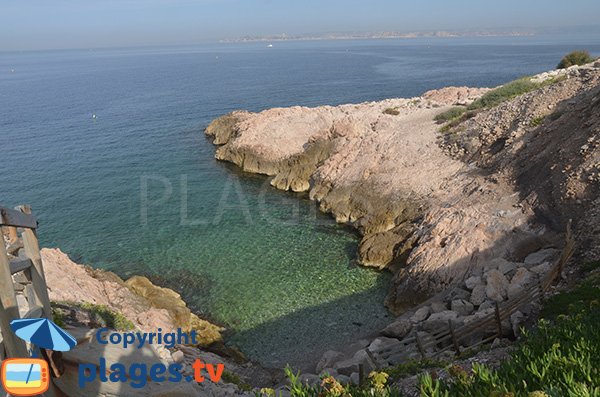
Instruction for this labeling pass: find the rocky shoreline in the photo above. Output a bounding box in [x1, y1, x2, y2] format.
[204, 62, 600, 384]
[4, 61, 599, 396]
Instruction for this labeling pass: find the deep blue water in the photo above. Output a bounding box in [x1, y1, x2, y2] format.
[1, 37, 599, 367]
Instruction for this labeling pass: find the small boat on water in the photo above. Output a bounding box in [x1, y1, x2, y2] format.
[267, 44, 273, 48]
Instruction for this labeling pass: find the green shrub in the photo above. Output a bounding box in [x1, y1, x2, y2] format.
[467, 78, 543, 111]
[439, 111, 476, 134]
[384, 358, 447, 380]
[222, 370, 252, 392]
[51, 301, 135, 331]
[267, 366, 404, 397]
[419, 274, 600, 396]
[383, 107, 400, 116]
[557, 50, 595, 69]
[529, 116, 545, 127]
[78, 302, 135, 331]
[434, 107, 466, 123]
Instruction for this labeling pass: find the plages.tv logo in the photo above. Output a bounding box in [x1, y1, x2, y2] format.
[79, 328, 225, 389]
[1, 317, 76, 396]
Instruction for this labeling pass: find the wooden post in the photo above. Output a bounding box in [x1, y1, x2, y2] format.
[415, 332, 426, 359]
[494, 301, 503, 337]
[0, 239, 29, 357]
[18, 206, 52, 319]
[358, 363, 365, 387]
[448, 319, 461, 356]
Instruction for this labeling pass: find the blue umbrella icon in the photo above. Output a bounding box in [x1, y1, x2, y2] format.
[10, 318, 77, 352]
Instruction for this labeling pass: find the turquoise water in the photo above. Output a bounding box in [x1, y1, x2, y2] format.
[2, 38, 599, 367]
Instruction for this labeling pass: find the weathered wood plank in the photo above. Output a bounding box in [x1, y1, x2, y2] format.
[0, 239, 29, 357]
[10, 258, 33, 274]
[0, 206, 37, 229]
[20, 206, 53, 318]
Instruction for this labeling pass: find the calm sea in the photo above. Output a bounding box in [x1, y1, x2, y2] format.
[1, 36, 599, 367]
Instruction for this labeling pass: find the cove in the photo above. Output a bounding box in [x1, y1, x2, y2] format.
[2, 39, 595, 367]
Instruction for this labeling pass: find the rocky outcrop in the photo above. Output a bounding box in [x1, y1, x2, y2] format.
[441, 62, 600, 263]
[206, 75, 582, 313]
[41, 248, 223, 346]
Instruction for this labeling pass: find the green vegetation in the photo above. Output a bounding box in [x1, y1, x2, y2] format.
[51, 301, 135, 331]
[383, 107, 401, 116]
[255, 367, 403, 397]
[439, 111, 476, 133]
[557, 50, 595, 69]
[383, 358, 447, 381]
[434, 107, 466, 123]
[540, 271, 600, 319]
[529, 116, 545, 127]
[52, 305, 66, 327]
[222, 370, 253, 392]
[467, 77, 547, 111]
[437, 74, 567, 134]
[419, 270, 600, 396]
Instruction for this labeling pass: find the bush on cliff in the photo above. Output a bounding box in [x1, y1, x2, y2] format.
[467, 77, 543, 110]
[434, 107, 466, 123]
[557, 50, 594, 69]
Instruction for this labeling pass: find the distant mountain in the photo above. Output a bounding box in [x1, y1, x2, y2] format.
[220, 30, 535, 43]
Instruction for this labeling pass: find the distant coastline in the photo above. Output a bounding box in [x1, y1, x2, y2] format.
[220, 29, 535, 43]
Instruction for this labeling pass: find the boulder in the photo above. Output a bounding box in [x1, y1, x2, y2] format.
[410, 306, 431, 323]
[451, 299, 474, 316]
[524, 248, 559, 266]
[484, 258, 513, 274]
[422, 310, 458, 332]
[299, 374, 320, 386]
[368, 337, 403, 354]
[479, 300, 495, 311]
[336, 375, 350, 385]
[464, 276, 482, 290]
[485, 270, 509, 302]
[316, 350, 344, 373]
[507, 268, 534, 299]
[430, 301, 447, 313]
[530, 262, 552, 275]
[470, 284, 487, 306]
[381, 319, 413, 339]
[320, 368, 338, 377]
[446, 287, 471, 302]
[334, 349, 376, 376]
[171, 350, 184, 363]
[464, 308, 494, 324]
[497, 260, 517, 275]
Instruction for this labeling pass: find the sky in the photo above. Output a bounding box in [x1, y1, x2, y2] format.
[1, 0, 600, 51]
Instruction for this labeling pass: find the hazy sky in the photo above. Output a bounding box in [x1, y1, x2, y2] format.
[2, 0, 600, 51]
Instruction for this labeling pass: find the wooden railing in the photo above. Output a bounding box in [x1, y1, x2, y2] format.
[368, 222, 576, 368]
[0, 205, 60, 396]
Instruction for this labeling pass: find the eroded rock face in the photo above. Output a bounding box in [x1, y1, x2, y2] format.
[206, 90, 537, 312]
[41, 248, 223, 346]
[206, 65, 599, 313]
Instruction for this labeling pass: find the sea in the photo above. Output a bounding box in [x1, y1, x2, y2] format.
[1, 35, 599, 367]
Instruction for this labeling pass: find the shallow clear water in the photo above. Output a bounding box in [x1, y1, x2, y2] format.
[1, 37, 599, 367]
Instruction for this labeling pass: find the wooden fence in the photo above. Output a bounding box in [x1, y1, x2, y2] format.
[0, 205, 59, 396]
[368, 221, 576, 368]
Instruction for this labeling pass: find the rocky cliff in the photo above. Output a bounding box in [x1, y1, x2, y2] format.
[206, 63, 600, 313]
